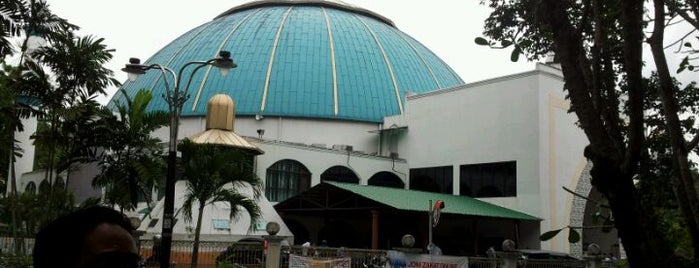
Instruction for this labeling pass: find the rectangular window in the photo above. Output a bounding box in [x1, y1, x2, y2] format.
[409, 166, 453, 194]
[460, 161, 516, 197]
[212, 219, 231, 230]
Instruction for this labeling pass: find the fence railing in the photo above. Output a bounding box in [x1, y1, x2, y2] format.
[281, 245, 387, 268]
[0, 237, 614, 268]
[0, 237, 34, 256]
[469, 257, 500, 268]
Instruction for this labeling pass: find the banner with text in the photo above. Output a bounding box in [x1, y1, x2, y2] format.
[289, 254, 351, 268]
[398, 253, 468, 268]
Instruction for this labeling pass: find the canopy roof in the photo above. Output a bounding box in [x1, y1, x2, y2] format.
[275, 182, 540, 221]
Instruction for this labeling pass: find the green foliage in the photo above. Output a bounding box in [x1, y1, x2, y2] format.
[179, 139, 263, 227]
[481, 1, 699, 264]
[539, 227, 581, 243]
[474, 37, 489, 46]
[93, 89, 168, 210]
[0, 254, 32, 268]
[568, 228, 580, 243]
[178, 139, 263, 267]
[539, 228, 562, 241]
[0, 189, 75, 237]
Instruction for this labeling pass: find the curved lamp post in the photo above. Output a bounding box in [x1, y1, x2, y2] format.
[122, 51, 236, 268]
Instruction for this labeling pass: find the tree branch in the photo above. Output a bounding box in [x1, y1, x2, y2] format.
[667, 1, 699, 30]
[562, 186, 611, 208]
[620, 0, 645, 174]
[540, 0, 611, 150]
[687, 132, 699, 151]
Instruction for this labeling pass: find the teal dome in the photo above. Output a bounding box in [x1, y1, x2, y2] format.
[110, 0, 464, 122]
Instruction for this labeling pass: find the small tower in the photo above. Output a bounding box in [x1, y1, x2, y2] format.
[188, 94, 263, 155]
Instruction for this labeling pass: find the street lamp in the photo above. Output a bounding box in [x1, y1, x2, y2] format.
[122, 51, 236, 268]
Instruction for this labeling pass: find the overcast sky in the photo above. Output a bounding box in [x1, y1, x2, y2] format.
[48, 0, 535, 103]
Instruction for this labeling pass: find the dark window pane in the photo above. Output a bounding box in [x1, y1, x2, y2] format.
[409, 166, 452, 194]
[265, 159, 311, 202]
[321, 166, 359, 184]
[460, 161, 516, 197]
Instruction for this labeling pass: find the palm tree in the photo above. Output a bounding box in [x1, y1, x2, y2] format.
[0, 0, 76, 253]
[178, 139, 263, 268]
[93, 89, 168, 211]
[29, 31, 120, 192]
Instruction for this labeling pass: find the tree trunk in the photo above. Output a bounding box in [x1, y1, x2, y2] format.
[191, 201, 205, 268]
[648, 0, 699, 258]
[539, 0, 681, 266]
[587, 153, 678, 266]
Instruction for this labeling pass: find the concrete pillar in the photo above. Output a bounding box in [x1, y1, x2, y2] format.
[497, 239, 520, 268]
[265, 222, 284, 268]
[497, 252, 520, 268]
[371, 210, 380, 249]
[584, 243, 603, 268]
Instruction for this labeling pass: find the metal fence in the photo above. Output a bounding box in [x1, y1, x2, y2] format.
[0, 237, 613, 268]
[468, 257, 500, 268]
[281, 245, 387, 268]
[138, 239, 250, 268]
[0, 237, 34, 255]
[135, 241, 597, 268]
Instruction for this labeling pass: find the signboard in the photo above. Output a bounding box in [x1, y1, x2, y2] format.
[289, 254, 351, 268]
[389, 251, 468, 268]
[255, 220, 267, 231]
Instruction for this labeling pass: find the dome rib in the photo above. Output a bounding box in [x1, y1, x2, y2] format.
[190, 10, 259, 112]
[260, 6, 294, 115]
[392, 27, 443, 89]
[354, 14, 403, 115]
[214, 0, 395, 27]
[114, 24, 211, 111]
[150, 24, 216, 112]
[320, 7, 339, 117]
[110, 1, 466, 123]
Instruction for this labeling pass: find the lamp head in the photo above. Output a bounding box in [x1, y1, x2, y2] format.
[212, 50, 236, 77]
[266, 221, 280, 235]
[122, 57, 146, 82]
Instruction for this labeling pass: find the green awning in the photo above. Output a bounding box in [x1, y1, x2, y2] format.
[325, 182, 540, 221]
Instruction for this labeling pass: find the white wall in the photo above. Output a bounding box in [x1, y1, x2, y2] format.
[534, 64, 590, 251]
[154, 116, 384, 157]
[8, 115, 37, 194]
[252, 140, 408, 188]
[405, 71, 542, 213]
[401, 64, 590, 253]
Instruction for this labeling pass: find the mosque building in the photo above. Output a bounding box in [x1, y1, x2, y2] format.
[13, 0, 618, 258]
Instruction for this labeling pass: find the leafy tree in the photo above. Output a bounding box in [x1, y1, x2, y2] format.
[28, 31, 120, 195]
[478, 0, 699, 266]
[178, 139, 262, 268]
[0, 0, 76, 257]
[93, 89, 168, 211]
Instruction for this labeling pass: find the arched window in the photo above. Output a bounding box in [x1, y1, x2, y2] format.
[320, 166, 359, 184]
[54, 177, 65, 190]
[265, 159, 311, 202]
[39, 180, 50, 194]
[25, 182, 37, 195]
[368, 171, 404, 188]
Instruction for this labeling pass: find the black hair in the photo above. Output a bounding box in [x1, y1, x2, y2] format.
[33, 206, 135, 268]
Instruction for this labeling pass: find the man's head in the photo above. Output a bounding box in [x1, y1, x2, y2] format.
[33, 206, 139, 268]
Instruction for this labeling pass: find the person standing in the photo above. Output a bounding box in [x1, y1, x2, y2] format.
[33, 206, 140, 268]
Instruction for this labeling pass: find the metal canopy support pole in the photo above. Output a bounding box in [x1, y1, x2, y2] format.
[428, 200, 433, 248]
[371, 210, 380, 249]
